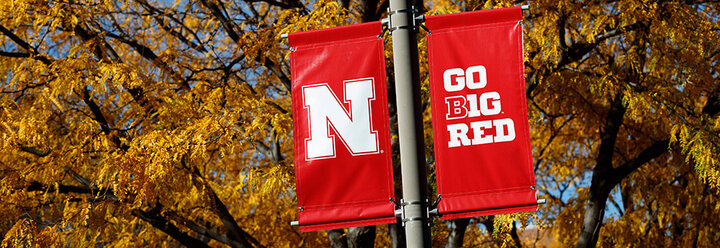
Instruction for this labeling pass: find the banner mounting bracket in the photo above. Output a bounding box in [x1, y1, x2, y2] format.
[279, 5, 528, 39]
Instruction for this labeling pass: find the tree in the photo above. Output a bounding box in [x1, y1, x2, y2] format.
[521, 0, 720, 247]
[0, 0, 310, 246]
[2, 0, 719, 247]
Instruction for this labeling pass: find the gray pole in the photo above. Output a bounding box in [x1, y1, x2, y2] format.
[387, 0, 430, 246]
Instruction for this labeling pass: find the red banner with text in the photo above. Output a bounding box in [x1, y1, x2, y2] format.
[426, 7, 538, 220]
[289, 22, 396, 232]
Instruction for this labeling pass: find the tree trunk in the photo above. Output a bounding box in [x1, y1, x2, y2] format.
[575, 94, 625, 248]
[337, 0, 350, 9]
[389, 220, 406, 248]
[575, 186, 610, 248]
[480, 216, 506, 247]
[480, 216, 495, 234]
[444, 218, 470, 248]
[509, 220, 523, 248]
[327, 229, 348, 248]
[348, 226, 376, 248]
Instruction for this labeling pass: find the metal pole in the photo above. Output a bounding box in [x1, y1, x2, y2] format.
[387, 0, 430, 246]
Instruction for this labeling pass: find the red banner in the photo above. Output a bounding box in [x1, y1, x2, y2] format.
[426, 7, 538, 220]
[289, 22, 396, 232]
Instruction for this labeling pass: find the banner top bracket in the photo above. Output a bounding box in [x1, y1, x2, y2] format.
[279, 5, 528, 39]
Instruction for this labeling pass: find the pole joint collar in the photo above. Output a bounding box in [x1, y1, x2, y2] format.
[383, 6, 423, 34]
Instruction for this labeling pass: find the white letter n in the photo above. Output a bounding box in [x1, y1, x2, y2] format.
[302, 78, 379, 160]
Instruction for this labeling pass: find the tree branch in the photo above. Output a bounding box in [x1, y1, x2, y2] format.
[81, 87, 111, 135]
[199, 0, 241, 42]
[702, 86, 720, 117]
[0, 25, 53, 65]
[133, 204, 213, 248]
[68, 24, 152, 112]
[611, 139, 670, 185]
[102, 30, 189, 90]
[205, 181, 263, 248]
[184, 158, 264, 248]
[18, 146, 51, 157]
[198, 0, 291, 92]
[359, 0, 381, 22]
[71, 24, 122, 63]
[0, 51, 29, 58]
[260, 57, 292, 92]
[135, 0, 209, 53]
[23, 179, 217, 248]
[164, 211, 238, 247]
[249, 129, 284, 163]
[25, 181, 91, 195]
[79, 87, 129, 150]
[245, 0, 304, 9]
[558, 22, 645, 69]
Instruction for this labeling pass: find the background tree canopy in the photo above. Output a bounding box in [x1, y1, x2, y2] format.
[1, 0, 719, 247]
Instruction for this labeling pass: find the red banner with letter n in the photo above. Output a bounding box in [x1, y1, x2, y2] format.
[426, 7, 538, 220]
[289, 21, 395, 232]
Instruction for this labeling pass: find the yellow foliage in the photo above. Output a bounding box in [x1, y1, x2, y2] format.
[1, 0, 720, 247]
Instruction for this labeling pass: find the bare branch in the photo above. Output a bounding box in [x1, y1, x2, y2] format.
[558, 22, 645, 69]
[25, 181, 91, 195]
[135, 0, 209, 53]
[102, 31, 190, 90]
[199, 0, 241, 42]
[183, 158, 265, 248]
[18, 146, 51, 157]
[23, 176, 221, 248]
[262, 58, 292, 92]
[165, 211, 237, 247]
[81, 87, 112, 135]
[133, 204, 213, 248]
[0, 51, 30, 58]
[69, 24, 152, 111]
[612, 139, 670, 185]
[245, 0, 304, 9]
[0, 25, 53, 65]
